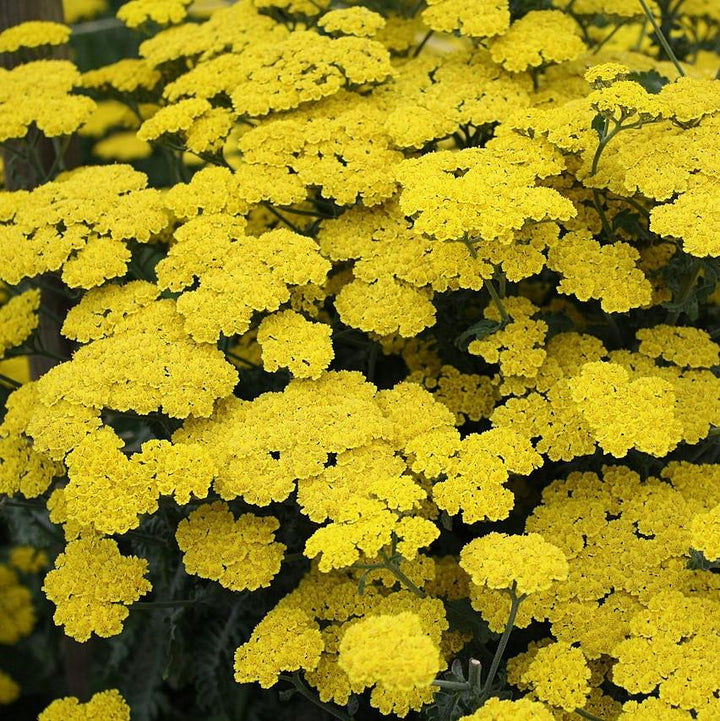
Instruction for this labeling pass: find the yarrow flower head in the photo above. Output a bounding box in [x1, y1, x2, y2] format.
[318, 7, 386, 37]
[42, 536, 151, 642]
[338, 612, 442, 692]
[117, 0, 192, 28]
[0, 21, 70, 53]
[176, 502, 286, 592]
[458, 697, 556, 721]
[459, 532, 569, 595]
[38, 689, 130, 721]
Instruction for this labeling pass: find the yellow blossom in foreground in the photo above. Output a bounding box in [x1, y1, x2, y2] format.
[176, 502, 286, 592]
[0, 21, 70, 52]
[257, 310, 334, 379]
[234, 607, 324, 688]
[338, 612, 442, 692]
[459, 697, 555, 721]
[335, 277, 436, 338]
[585, 62, 631, 85]
[43, 536, 151, 642]
[650, 181, 720, 257]
[39, 689, 130, 721]
[568, 361, 682, 457]
[548, 230, 652, 313]
[460, 532, 568, 595]
[0, 60, 95, 143]
[618, 698, 695, 720]
[522, 642, 591, 711]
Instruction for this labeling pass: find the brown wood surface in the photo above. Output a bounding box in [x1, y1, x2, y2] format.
[1, 0, 93, 702]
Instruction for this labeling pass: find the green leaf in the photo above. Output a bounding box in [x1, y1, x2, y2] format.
[628, 69, 670, 94]
[456, 319, 504, 351]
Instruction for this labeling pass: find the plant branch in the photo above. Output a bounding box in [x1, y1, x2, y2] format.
[279, 673, 353, 721]
[638, 0, 686, 76]
[480, 583, 526, 696]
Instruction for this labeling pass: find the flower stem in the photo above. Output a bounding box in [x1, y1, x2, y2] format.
[485, 278, 509, 324]
[279, 673, 353, 721]
[379, 552, 426, 598]
[575, 709, 605, 721]
[480, 583, 525, 696]
[638, 0, 686, 76]
[0, 373, 21, 388]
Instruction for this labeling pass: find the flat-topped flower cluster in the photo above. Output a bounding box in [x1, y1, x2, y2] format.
[1, 0, 720, 719]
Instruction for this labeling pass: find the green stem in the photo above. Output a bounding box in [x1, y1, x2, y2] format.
[0, 373, 21, 388]
[1, 498, 44, 509]
[413, 29, 433, 57]
[28, 348, 69, 363]
[224, 350, 261, 369]
[408, 0, 426, 17]
[610, 193, 650, 217]
[379, 552, 426, 598]
[262, 202, 303, 234]
[638, 0, 686, 76]
[592, 189, 615, 241]
[279, 673, 352, 721]
[480, 583, 525, 697]
[431, 679, 470, 690]
[575, 710, 605, 721]
[590, 119, 620, 177]
[485, 278, 509, 324]
[592, 19, 628, 54]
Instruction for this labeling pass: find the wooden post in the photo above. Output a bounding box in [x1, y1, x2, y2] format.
[0, 0, 92, 702]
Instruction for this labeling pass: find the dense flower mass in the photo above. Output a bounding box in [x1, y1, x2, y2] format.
[1, 0, 720, 719]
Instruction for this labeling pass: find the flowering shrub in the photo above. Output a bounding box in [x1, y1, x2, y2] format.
[1, 0, 720, 720]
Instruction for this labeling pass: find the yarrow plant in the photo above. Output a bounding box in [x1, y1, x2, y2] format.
[1, 0, 720, 720]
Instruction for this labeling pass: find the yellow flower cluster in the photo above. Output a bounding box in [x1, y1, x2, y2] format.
[0, 671, 20, 705]
[39, 689, 131, 721]
[338, 612, 442, 692]
[0, 61, 95, 142]
[516, 641, 591, 711]
[0, 21, 70, 53]
[257, 310, 334, 379]
[460, 532, 569, 595]
[691, 504, 720, 562]
[176, 502, 286, 591]
[156, 215, 330, 343]
[1, 1, 720, 719]
[422, 0, 510, 38]
[42, 536, 151, 641]
[0, 563, 35, 644]
[459, 698, 555, 721]
[0, 166, 167, 287]
[0, 289, 39, 358]
[117, 0, 192, 28]
[235, 569, 449, 715]
[318, 7, 386, 37]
